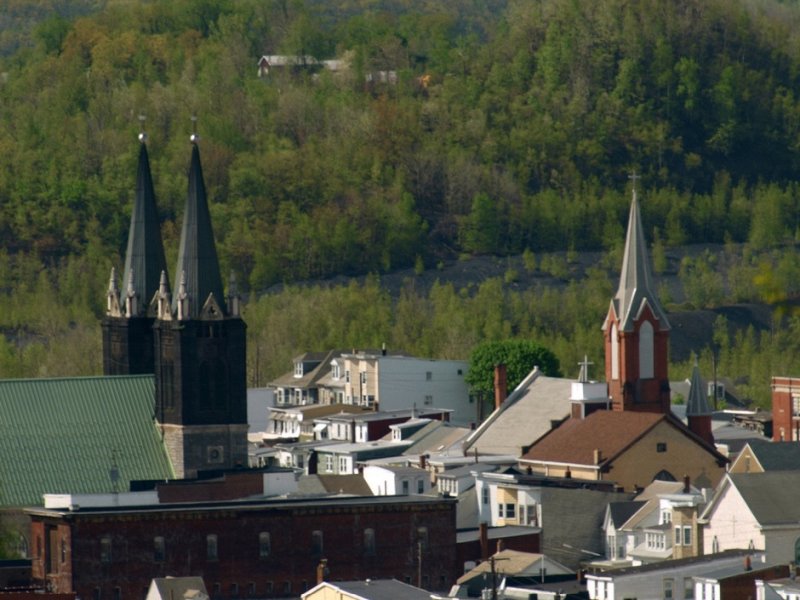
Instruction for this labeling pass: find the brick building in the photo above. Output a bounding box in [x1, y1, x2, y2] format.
[27, 495, 457, 600]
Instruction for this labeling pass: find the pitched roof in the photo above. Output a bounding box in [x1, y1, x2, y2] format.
[609, 501, 647, 528]
[173, 142, 226, 317]
[123, 141, 169, 310]
[607, 189, 670, 332]
[269, 350, 341, 388]
[686, 360, 712, 417]
[0, 375, 174, 506]
[520, 410, 665, 466]
[297, 474, 373, 496]
[303, 579, 432, 600]
[744, 439, 800, 471]
[728, 471, 800, 525]
[464, 368, 574, 457]
[147, 577, 208, 600]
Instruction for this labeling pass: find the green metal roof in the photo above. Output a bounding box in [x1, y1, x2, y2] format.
[0, 374, 174, 507]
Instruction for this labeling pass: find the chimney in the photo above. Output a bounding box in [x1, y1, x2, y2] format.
[565, 467, 572, 479]
[381, 342, 387, 356]
[419, 454, 428, 469]
[745, 555, 752, 571]
[316, 558, 329, 584]
[479, 522, 489, 561]
[494, 364, 508, 411]
[683, 475, 691, 494]
[496, 539, 505, 553]
[593, 448, 602, 465]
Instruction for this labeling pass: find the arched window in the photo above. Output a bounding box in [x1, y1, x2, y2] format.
[639, 321, 654, 379]
[611, 324, 620, 380]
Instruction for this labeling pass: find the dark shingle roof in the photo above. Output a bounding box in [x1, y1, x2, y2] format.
[0, 375, 174, 506]
[746, 439, 800, 471]
[609, 501, 646, 528]
[729, 471, 800, 524]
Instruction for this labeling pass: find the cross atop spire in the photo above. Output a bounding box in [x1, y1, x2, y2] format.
[686, 355, 712, 417]
[578, 355, 594, 383]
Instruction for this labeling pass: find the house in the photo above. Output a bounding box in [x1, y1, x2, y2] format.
[146, 577, 208, 600]
[597, 479, 709, 567]
[315, 408, 452, 443]
[771, 376, 800, 441]
[295, 474, 373, 497]
[315, 440, 413, 475]
[699, 471, 800, 564]
[585, 550, 765, 600]
[301, 579, 432, 600]
[451, 549, 574, 598]
[362, 465, 431, 496]
[264, 404, 368, 442]
[462, 367, 575, 458]
[756, 573, 800, 599]
[27, 493, 458, 599]
[270, 351, 344, 406]
[475, 468, 632, 569]
[729, 439, 800, 473]
[693, 562, 792, 600]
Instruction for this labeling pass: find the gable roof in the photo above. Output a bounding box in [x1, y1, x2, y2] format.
[740, 439, 800, 471]
[302, 579, 432, 600]
[608, 501, 647, 528]
[464, 368, 574, 457]
[147, 577, 208, 600]
[297, 474, 373, 496]
[520, 410, 665, 466]
[726, 471, 800, 525]
[0, 375, 174, 507]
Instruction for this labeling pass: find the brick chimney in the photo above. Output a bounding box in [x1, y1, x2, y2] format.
[479, 522, 489, 561]
[494, 364, 508, 411]
[316, 558, 328, 584]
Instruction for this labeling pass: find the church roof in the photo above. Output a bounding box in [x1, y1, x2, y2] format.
[0, 375, 174, 507]
[608, 189, 670, 332]
[520, 410, 665, 467]
[122, 142, 169, 310]
[173, 142, 226, 317]
[686, 360, 712, 417]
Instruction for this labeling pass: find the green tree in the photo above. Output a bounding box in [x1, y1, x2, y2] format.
[465, 339, 561, 395]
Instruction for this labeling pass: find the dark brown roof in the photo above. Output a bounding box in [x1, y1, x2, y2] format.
[520, 410, 665, 466]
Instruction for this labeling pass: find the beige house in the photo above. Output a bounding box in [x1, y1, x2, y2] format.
[301, 579, 432, 600]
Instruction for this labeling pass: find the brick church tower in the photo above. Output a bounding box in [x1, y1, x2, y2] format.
[602, 183, 671, 413]
[104, 130, 247, 478]
[102, 134, 169, 375]
[153, 133, 248, 478]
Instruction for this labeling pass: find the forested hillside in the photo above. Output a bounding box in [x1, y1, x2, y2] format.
[4, 0, 800, 404]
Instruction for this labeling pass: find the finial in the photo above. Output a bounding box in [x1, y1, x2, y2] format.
[126, 267, 136, 296]
[227, 271, 240, 317]
[108, 267, 119, 294]
[157, 270, 172, 321]
[190, 115, 200, 144]
[138, 114, 147, 143]
[107, 267, 122, 317]
[177, 270, 190, 320]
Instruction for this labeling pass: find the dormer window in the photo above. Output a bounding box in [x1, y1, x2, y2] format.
[294, 362, 303, 378]
[332, 363, 341, 380]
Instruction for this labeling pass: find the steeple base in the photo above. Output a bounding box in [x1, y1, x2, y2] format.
[160, 423, 249, 479]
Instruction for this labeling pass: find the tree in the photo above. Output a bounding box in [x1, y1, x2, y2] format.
[465, 339, 561, 395]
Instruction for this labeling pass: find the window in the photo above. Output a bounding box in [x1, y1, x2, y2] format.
[684, 578, 695, 600]
[482, 487, 489, 505]
[325, 455, 333, 472]
[311, 530, 323, 556]
[294, 362, 303, 377]
[426, 371, 432, 381]
[345, 370, 350, 383]
[402, 479, 409, 495]
[497, 503, 504, 519]
[712, 536, 720, 553]
[424, 395, 433, 405]
[230, 583, 238, 598]
[247, 583, 256, 597]
[332, 364, 341, 379]
[259, 532, 271, 558]
[639, 321, 654, 379]
[663, 578, 674, 600]
[364, 529, 376, 556]
[338, 456, 348, 473]
[264, 583, 273, 596]
[505, 503, 516, 520]
[417, 479, 425, 493]
[94, 588, 102, 600]
[793, 393, 800, 417]
[61, 539, 67, 563]
[283, 581, 291, 595]
[154, 537, 165, 562]
[113, 587, 121, 600]
[683, 526, 692, 546]
[360, 371, 367, 384]
[661, 510, 671, 524]
[657, 442, 667, 453]
[417, 527, 428, 550]
[611, 324, 620, 379]
[100, 537, 112, 563]
[206, 535, 218, 561]
[675, 526, 681, 545]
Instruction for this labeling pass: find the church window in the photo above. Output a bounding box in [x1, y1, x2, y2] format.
[311, 531, 323, 556]
[259, 532, 271, 558]
[206, 535, 218, 561]
[657, 442, 667, 453]
[100, 537, 112, 563]
[153, 537, 165, 562]
[364, 529, 376, 556]
[639, 321, 654, 378]
[611, 324, 620, 380]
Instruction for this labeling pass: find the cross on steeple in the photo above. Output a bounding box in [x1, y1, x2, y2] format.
[578, 355, 594, 383]
[190, 115, 200, 144]
[138, 114, 147, 143]
[628, 171, 641, 199]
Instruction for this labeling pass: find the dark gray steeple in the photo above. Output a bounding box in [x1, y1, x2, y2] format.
[611, 186, 670, 332]
[122, 139, 169, 314]
[172, 137, 226, 318]
[686, 358, 712, 417]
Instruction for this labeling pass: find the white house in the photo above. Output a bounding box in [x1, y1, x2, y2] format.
[362, 465, 431, 496]
[699, 471, 800, 564]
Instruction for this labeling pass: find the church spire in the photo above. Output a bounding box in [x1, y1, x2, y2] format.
[603, 177, 671, 413]
[612, 180, 670, 332]
[172, 124, 226, 318]
[122, 128, 169, 316]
